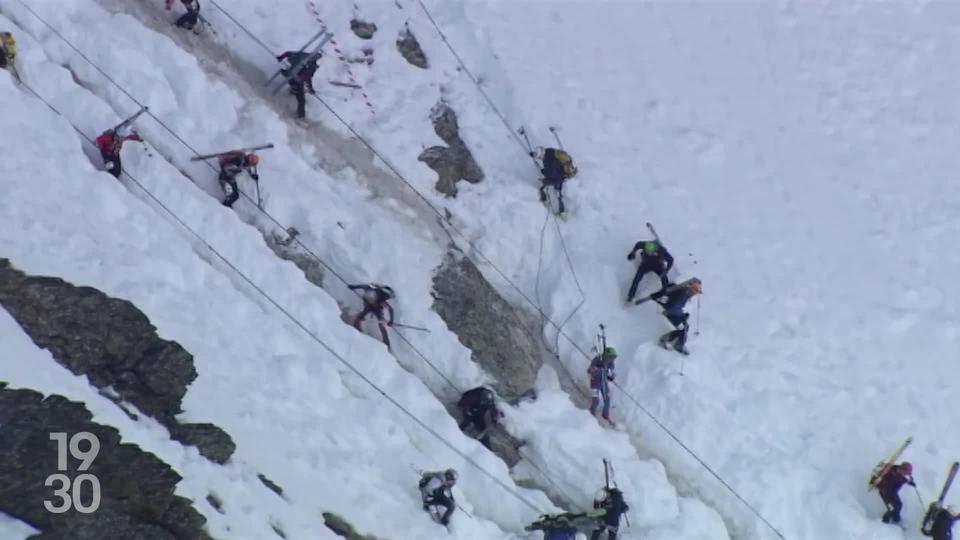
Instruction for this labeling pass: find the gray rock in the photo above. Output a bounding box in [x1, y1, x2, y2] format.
[396, 26, 428, 69]
[257, 474, 285, 498]
[350, 19, 377, 40]
[431, 249, 544, 400]
[322, 512, 381, 540]
[418, 102, 484, 197]
[169, 423, 236, 465]
[0, 259, 235, 465]
[0, 388, 211, 540]
[267, 229, 324, 288]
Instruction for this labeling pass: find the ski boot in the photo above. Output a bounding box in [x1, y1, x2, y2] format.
[658, 334, 672, 351]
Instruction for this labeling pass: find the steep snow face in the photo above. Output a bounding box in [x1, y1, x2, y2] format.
[206, 0, 960, 538]
[0, 10, 550, 538]
[449, 2, 960, 539]
[0, 1, 728, 539]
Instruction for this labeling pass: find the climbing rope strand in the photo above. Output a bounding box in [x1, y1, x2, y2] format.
[11, 75, 548, 516]
[11, 4, 584, 513]
[18, 5, 785, 535]
[612, 381, 788, 540]
[411, 4, 790, 538]
[11, 0, 464, 398]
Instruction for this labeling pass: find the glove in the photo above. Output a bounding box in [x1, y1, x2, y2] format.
[908, 480, 916, 487]
[278, 58, 292, 71]
[387, 321, 394, 327]
[627, 252, 635, 260]
[251, 173, 259, 181]
[528, 151, 535, 158]
[607, 374, 615, 381]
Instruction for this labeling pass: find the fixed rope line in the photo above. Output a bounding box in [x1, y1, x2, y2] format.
[22, 5, 783, 535]
[191, 9, 789, 539]
[407, 5, 791, 538]
[12, 0, 466, 398]
[14, 6, 585, 511]
[11, 76, 549, 518]
[412, 0, 527, 151]
[14, 5, 583, 513]
[612, 381, 788, 540]
[181, 0, 603, 373]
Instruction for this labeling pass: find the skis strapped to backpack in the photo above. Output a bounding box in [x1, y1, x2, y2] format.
[634, 278, 699, 306]
[267, 30, 333, 95]
[190, 143, 275, 161]
[111, 107, 149, 133]
[921, 461, 959, 535]
[868, 436, 913, 491]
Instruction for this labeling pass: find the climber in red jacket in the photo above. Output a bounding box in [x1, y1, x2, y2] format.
[95, 127, 143, 178]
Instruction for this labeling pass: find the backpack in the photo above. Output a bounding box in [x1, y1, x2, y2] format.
[553, 149, 577, 179]
[1, 33, 15, 60]
[418, 471, 442, 490]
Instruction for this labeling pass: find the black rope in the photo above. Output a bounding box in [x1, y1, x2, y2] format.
[10, 73, 548, 516]
[12, 2, 583, 514]
[410, 4, 789, 538]
[12, 0, 464, 398]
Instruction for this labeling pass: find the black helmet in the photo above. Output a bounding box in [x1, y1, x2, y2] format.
[444, 468, 458, 483]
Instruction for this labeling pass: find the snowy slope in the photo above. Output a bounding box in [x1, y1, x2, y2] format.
[325, 1, 957, 538]
[0, 11, 548, 537]
[194, 0, 960, 538]
[0, 0, 728, 538]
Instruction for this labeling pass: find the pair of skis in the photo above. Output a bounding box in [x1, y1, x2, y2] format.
[869, 436, 913, 491]
[266, 29, 333, 96]
[190, 143, 274, 208]
[921, 461, 960, 534]
[111, 106, 149, 133]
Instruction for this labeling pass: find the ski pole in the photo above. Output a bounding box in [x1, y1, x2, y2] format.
[548, 126, 564, 149]
[255, 179, 262, 209]
[679, 354, 686, 377]
[913, 485, 924, 507]
[393, 323, 431, 332]
[695, 295, 701, 336]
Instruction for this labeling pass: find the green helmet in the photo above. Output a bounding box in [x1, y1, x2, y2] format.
[603, 346, 618, 358]
[643, 241, 659, 255]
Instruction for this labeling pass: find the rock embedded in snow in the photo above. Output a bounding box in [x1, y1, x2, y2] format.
[322, 512, 380, 540]
[431, 249, 543, 399]
[396, 26, 429, 69]
[350, 19, 378, 40]
[0, 387, 211, 540]
[168, 423, 236, 465]
[418, 101, 485, 196]
[0, 260, 235, 465]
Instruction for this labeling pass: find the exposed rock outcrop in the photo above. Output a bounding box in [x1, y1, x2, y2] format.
[0, 259, 234, 465]
[418, 101, 484, 197]
[396, 25, 428, 69]
[431, 249, 544, 399]
[350, 19, 377, 40]
[0, 387, 211, 540]
[322, 512, 381, 540]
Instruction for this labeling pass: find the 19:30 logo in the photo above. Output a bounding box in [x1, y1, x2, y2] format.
[44, 432, 101, 514]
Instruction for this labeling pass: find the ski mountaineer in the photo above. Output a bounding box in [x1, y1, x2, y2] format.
[164, 0, 200, 31]
[347, 283, 395, 351]
[95, 126, 143, 179]
[418, 469, 458, 526]
[525, 512, 588, 540]
[456, 387, 502, 450]
[650, 278, 703, 355]
[587, 347, 617, 421]
[876, 461, 915, 524]
[531, 147, 577, 218]
[276, 50, 321, 119]
[589, 487, 629, 540]
[927, 505, 960, 540]
[625, 238, 674, 304]
[0, 32, 16, 70]
[217, 151, 260, 207]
